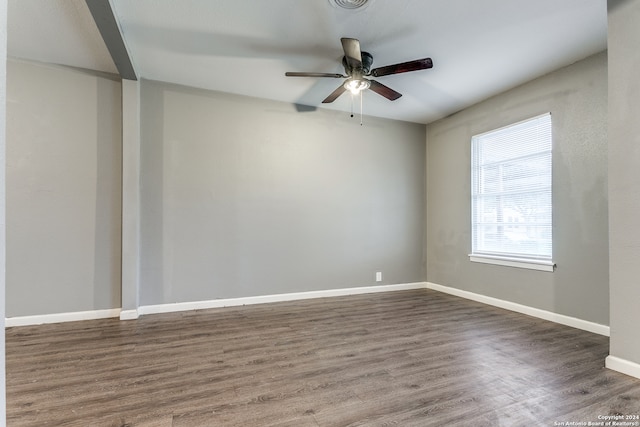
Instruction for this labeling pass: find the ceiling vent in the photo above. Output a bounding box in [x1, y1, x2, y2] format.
[329, 0, 370, 10]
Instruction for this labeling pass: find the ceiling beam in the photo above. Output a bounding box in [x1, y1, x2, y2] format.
[85, 0, 136, 80]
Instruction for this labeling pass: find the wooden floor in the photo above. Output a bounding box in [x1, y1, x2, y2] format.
[6, 289, 640, 426]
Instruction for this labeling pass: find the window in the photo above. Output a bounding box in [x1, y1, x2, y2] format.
[470, 113, 554, 272]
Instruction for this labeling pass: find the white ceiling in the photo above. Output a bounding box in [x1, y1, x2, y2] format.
[8, 0, 607, 124]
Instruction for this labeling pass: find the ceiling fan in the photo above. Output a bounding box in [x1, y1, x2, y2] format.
[285, 38, 433, 104]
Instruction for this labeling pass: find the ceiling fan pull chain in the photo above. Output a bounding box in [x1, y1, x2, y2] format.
[360, 91, 364, 126]
[350, 92, 354, 118]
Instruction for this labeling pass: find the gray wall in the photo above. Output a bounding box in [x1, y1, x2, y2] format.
[1, 0, 7, 421]
[140, 80, 426, 305]
[6, 59, 122, 317]
[425, 51, 608, 325]
[608, 0, 640, 365]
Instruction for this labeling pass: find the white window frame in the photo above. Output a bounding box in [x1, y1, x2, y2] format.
[469, 113, 554, 272]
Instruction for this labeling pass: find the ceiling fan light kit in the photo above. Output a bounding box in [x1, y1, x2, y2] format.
[344, 78, 370, 95]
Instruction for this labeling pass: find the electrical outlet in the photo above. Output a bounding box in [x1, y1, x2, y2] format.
[376, 272, 382, 282]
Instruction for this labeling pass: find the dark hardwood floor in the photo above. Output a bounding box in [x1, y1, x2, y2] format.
[6, 289, 640, 426]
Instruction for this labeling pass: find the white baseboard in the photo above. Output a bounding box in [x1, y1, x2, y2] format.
[6, 282, 610, 340]
[139, 282, 428, 316]
[5, 308, 121, 327]
[426, 282, 610, 336]
[4, 284, 426, 327]
[119, 309, 140, 320]
[606, 356, 640, 380]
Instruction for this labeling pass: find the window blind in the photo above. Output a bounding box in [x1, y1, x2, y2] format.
[471, 113, 552, 261]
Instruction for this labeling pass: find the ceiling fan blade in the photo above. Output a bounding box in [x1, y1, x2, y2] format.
[370, 58, 433, 77]
[341, 37, 362, 69]
[322, 84, 348, 103]
[285, 72, 346, 78]
[369, 80, 402, 101]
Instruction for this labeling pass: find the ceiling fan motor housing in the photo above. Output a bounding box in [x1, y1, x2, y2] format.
[342, 51, 373, 77]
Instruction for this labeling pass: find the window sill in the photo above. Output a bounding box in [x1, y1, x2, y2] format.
[469, 254, 555, 272]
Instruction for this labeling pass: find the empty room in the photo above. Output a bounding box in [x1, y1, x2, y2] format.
[1, 0, 640, 425]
